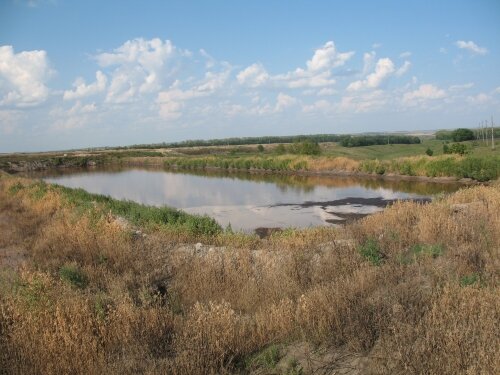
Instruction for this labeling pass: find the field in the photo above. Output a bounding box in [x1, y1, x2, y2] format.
[0, 170, 499, 374]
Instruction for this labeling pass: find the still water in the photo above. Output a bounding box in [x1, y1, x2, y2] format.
[31, 166, 461, 232]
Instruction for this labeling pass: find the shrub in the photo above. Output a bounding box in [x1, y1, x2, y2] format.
[257, 144, 264, 152]
[425, 147, 434, 156]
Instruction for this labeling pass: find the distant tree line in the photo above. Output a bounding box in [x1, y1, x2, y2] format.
[435, 128, 475, 142]
[339, 135, 421, 147]
[115, 134, 344, 150]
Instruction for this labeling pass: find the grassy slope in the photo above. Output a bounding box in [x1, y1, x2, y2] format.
[0, 172, 499, 374]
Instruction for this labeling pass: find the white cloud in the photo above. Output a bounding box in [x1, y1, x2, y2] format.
[275, 69, 337, 89]
[493, 87, 500, 95]
[395, 61, 411, 77]
[372, 43, 382, 49]
[466, 93, 490, 104]
[455, 40, 488, 55]
[347, 58, 395, 91]
[238, 41, 354, 90]
[439, 47, 447, 54]
[403, 84, 446, 105]
[306, 41, 354, 72]
[63, 71, 107, 100]
[0, 45, 52, 107]
[156, 69, 231, 119]
[399, 51, 412, 58]
[236, 63, 269, 87]
[275, 92, 297, 112]
[95, 38, 189, 103]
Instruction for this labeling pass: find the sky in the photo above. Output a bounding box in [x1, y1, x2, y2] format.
[1, 0, 499, 152]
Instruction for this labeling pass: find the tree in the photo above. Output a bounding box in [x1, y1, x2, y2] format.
[451, 128, 475, 142]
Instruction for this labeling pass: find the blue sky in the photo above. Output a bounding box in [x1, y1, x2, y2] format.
[1, 0, 499, 152]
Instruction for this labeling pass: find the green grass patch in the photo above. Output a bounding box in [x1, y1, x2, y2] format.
[55, 184, 222, 235]
[59, 263, 88, 289]
[358, 238, 383, 265]
[8, 182, 25, 195]
[459, 273, 480, 287]
[245, 344, 282, 370]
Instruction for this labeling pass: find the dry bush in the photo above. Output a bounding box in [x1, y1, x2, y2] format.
[383, 286, 500, 374]
[171, 301, 255, 374]
[308, 156, 360, 172]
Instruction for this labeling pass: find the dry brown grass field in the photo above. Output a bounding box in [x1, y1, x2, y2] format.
[0, 172, 499, 374]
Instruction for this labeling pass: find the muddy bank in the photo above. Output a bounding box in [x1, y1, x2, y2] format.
[0, 156, 105, 173]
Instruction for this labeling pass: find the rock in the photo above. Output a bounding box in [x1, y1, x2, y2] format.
[195, 242, 203, 251]
[112, 215, 131, 230]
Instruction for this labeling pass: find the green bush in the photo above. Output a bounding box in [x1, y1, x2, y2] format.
[425, 147, 434, 156]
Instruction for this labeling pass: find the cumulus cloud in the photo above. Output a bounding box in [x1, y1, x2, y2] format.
[0, 45, 52, 107]
[95, 38, 190, 103]
[306, 41, 354, 72]
[237, 41, 354, 90]
[403, 84, 446, 105]
[347, 58, 395, 91]
[455, 40, 488, 55]
[236, 63, 269, 87]
[63, 71, 107, 100]
[156, 69, 231, 119]
[275, 92, 297, 112]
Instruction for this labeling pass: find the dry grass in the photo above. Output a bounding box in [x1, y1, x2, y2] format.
[307, 156, 360, 172]
[0, 173, 499, 374]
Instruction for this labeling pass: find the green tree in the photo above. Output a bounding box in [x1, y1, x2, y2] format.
[451, 128, 475, 142]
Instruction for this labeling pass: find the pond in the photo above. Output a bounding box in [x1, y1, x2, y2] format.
[28, 166, 462, 233]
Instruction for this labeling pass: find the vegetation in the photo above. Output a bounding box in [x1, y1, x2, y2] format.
[451, 128, 475, 142]
[443, 143, 469, 155]
[339, 135, 421, 147]
[0, 173, 498, 374]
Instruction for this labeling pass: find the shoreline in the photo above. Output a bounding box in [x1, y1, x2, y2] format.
[2, 155, 485, 185]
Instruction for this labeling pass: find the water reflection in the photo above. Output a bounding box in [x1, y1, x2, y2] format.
[25, 166, 462, 232]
